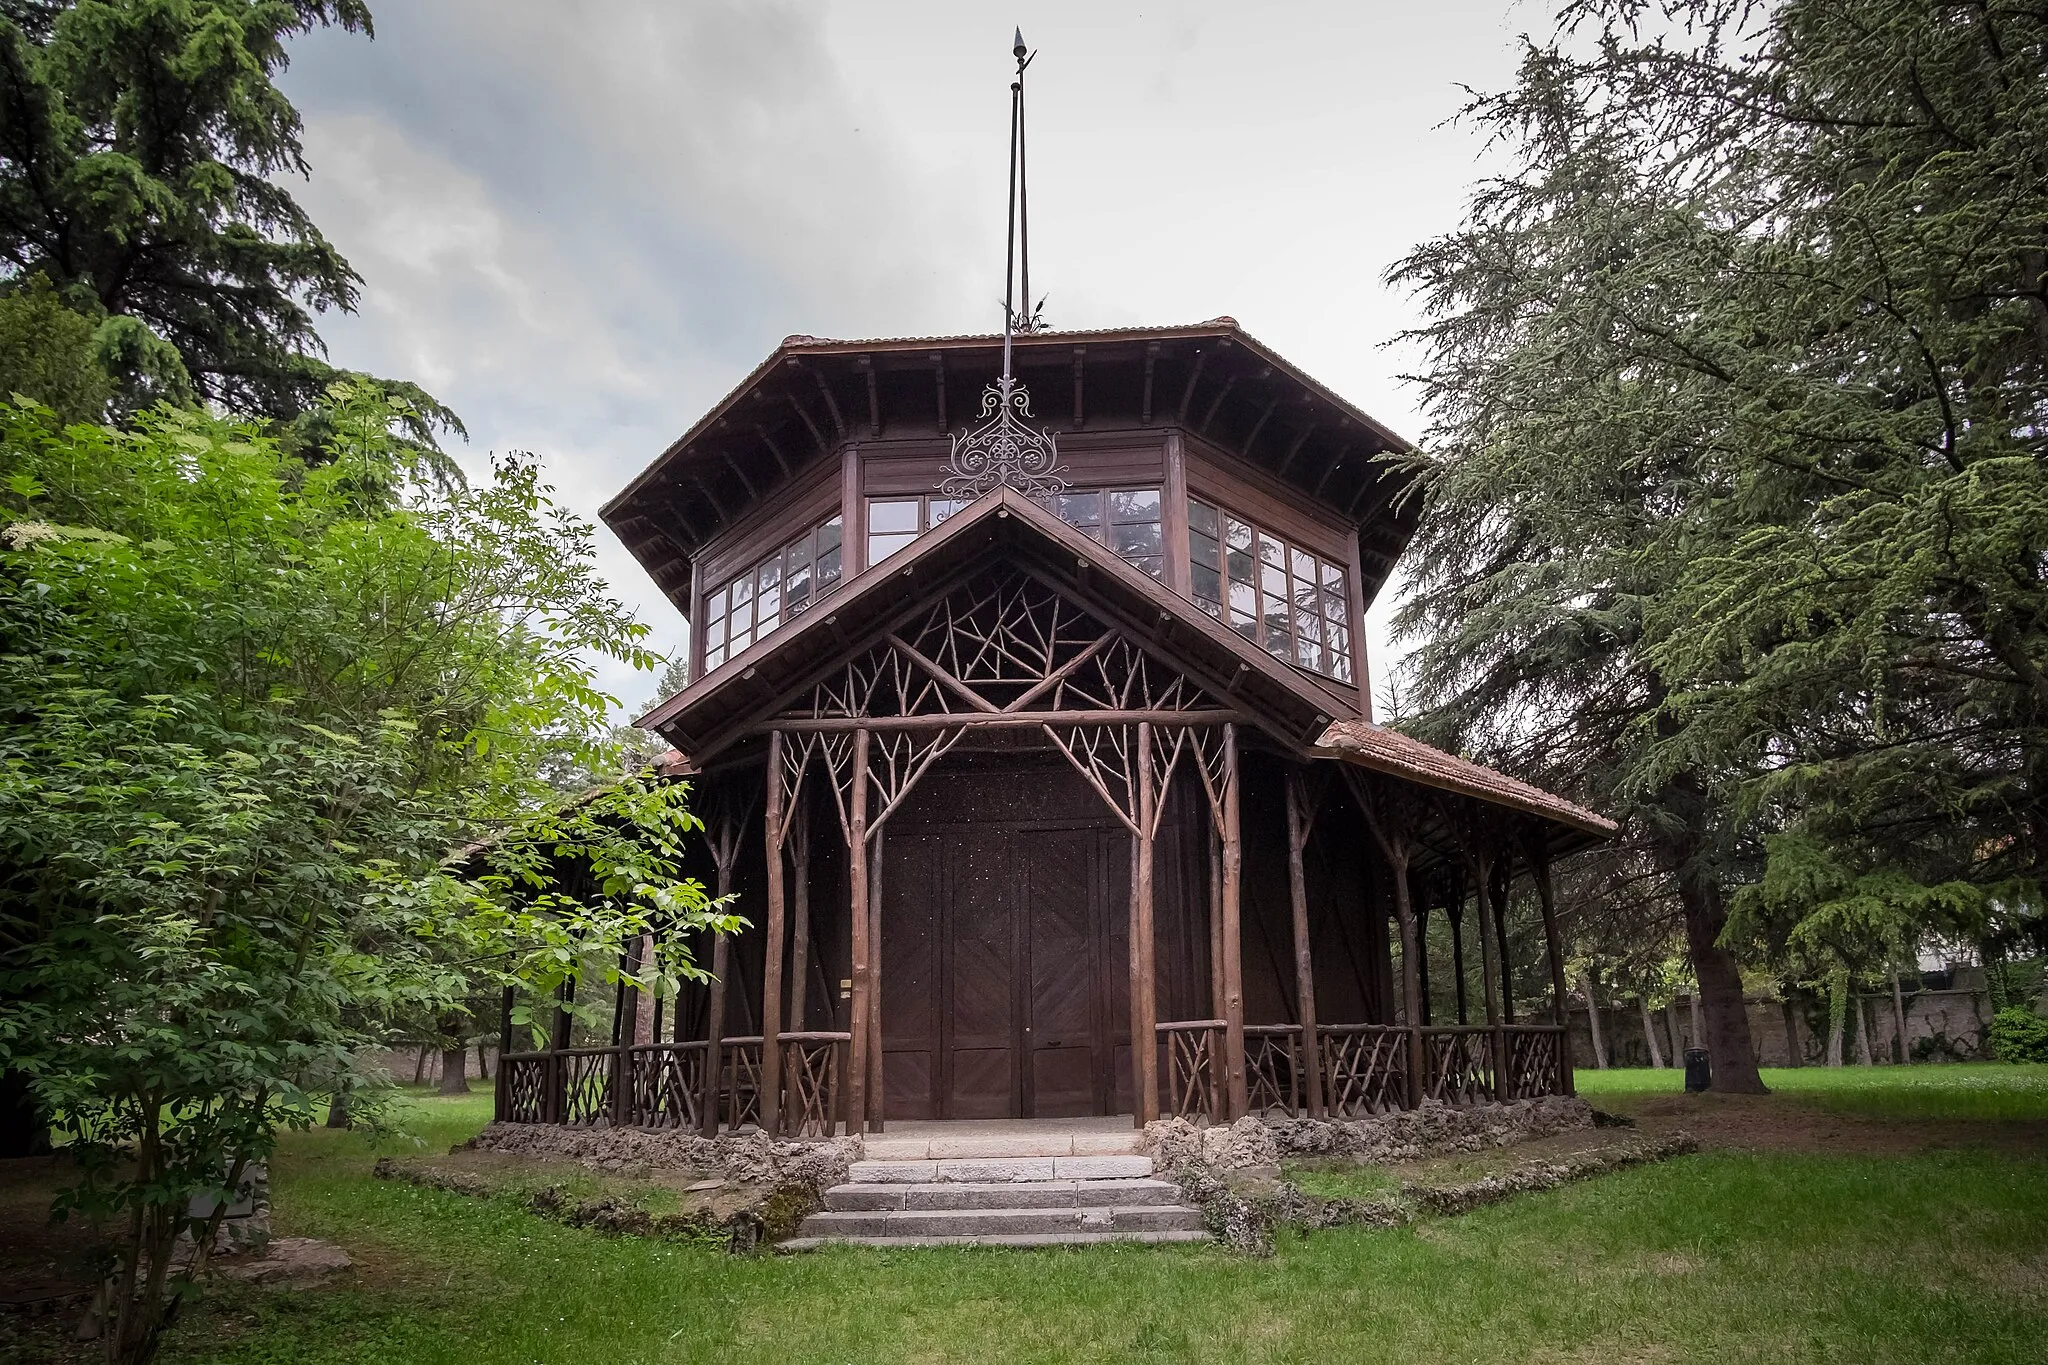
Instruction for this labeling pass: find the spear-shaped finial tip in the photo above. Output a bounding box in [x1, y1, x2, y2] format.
[1013, 27, 1027, 60]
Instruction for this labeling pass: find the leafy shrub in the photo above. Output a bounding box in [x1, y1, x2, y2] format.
[1986, 1008, 2048, 1064]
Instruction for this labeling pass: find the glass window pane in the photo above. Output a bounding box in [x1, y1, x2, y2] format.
[1110, 488, 1160, 523]
[868, 499, 920, 534]
[1263, 594, 1290, 653]
[757, 560, 781, 622]
[1192, 562, 1222, 606]
[1111, 520, 1162, 558]
[1291, 548, 1317, 584]
[1188, 499, 1218, 539]
[818, 540, 843, 584]
[786, 559, 812, 613]
[1229, 579, 1257, 622]
[1258, 533, 1286, 571]
[1261, 558, 1287, 597]
[705, 616, 726, 648]
[706, 585, 728, 621]
[869, 531, 917, 562]
[818, 515, 842, 552]
[731, 574, 753, 610]
[706, 644, 725, 670]
[1321, 560, 1344, 588]
[1330, 653, 1353, 684]
[1296, 635, 1321, 671]
[1323, 581, 1348, 623]
[930, 498, 968, 525]
[1326, 620, 1351, 660]
[731, 626, 752, 654]
[1054, 491, 1102, 526]
[1226, 518, 1253, 552]
[1132, 556, 1165, 581]
[1190, 528, 1219, 571]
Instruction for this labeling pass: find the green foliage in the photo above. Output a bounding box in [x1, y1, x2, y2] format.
[0, 272, 110, 421]
[0, 388, 717, 1363]
[1988, 1008, 2048, 1065]
[1389, 0, 2048, 1016]
[0, 1, 462, 459]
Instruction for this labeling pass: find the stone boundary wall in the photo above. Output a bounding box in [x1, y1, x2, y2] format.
[466, 1121, 858, 1192]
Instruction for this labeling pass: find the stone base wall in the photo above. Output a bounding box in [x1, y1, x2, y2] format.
[467, 1120, 858, 1193]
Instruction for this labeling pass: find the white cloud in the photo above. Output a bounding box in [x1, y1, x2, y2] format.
[278, 0, 1534, 714]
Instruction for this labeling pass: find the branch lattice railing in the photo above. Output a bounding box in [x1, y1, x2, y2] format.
[1318, 1025, 1409, 1117]
[1244, 1024, 1302, 1116]
[1502, 1024, 1566, 1101]
[1157, 1019, 1225, 1123]
[628, 1041, 708, 1129]
[1420, 1027, 1496, 1106]
[778, 1032, 850, 1139]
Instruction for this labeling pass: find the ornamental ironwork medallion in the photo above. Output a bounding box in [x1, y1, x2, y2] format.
[940, 374, 1067, 501]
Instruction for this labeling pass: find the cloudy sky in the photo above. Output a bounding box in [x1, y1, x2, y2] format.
[278, 0, 1539, 716]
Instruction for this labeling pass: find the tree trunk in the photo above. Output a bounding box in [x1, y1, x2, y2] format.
[1580, 969, 1609, 1069]
[1665, 1001, 1683, 1062]
[412, 1047, 428, 1086]
[1670, 849, 1769, 1092]
[1891, 973, 1911, 1065]
[325, 1087, 351, 1128]
[1638, 996, 1665, 1068]
[440, 1042, 471, 1095]
[1855, 998, 1875, 1066]
[1780, 995, 1804, 1067]
[1825, 972, 1846, 1067]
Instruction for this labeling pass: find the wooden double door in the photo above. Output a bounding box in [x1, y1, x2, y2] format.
[880, 820, 1133, 1119]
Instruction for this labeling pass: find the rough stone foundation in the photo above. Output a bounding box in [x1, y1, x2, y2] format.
[1142, 1095, 1596, 1173]
[466, 1122, 858, 1193]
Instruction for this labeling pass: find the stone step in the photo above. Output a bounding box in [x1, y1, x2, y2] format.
[862, 1130, 1144, 1160]
[825, 1177, 1184, 1212]
[776, 1229, 1211, 1252]
[847, 1154, 1153, 1184]
[795, 1205, 1208, 1241]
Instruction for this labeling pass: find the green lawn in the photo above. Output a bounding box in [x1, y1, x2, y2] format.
[1577, 1061, 2048, 1120]
[153, 1071, 2048, 1365]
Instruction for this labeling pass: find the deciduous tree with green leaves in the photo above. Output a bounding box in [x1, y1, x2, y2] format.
[0, 388, 725, 1365]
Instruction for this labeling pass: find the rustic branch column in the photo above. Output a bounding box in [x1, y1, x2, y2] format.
[1220, 725, 1248, 1119]
[1130, 722, 1159, 1126]
[760, 730, 789, 1136]
[1492, 860, 1516, 1025]
[699, 805, 741, 1137]
[1389, 847, 1423, 1108]
[845, 726, 872, 1136]
[1448, 879, 1470, 1025]
[1533, 846, 1575, 1094]
[867, 825, 886, 1130]
[1470, 847, 1505, 1101]
[789, 806, 811, 1032]
[1284, 770, 1325, 1119]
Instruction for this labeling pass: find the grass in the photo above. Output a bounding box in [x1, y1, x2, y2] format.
[1577, 1061, 2048, 1120]
[134, 1070, 2048, 1365]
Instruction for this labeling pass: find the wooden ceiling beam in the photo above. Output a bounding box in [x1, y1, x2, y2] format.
[1276, 421, 1315, 480]
[753, 424, 791, 480]
[1242, 392, 1280, 461]
[859, 355, 880, 436]
[787, 392, 828, 455]
[1176, 343, 1215, 423]
[793, 360, 846, 437]
[1140, 340, 1160, 425]
[1313, 439, 1355, 501]
[1199, 374, 1239, 435]
[718, 448, 757, 501]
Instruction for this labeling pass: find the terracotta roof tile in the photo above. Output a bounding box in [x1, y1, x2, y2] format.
[1313, 719, 1617, 838]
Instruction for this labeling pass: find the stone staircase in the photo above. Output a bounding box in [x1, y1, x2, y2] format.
[778, 1128, 1208, 1251]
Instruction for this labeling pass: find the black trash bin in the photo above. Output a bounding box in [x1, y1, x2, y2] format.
[1683, 1047, 1712, 1093]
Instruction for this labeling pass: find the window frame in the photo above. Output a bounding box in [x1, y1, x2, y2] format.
[1186, 496, 1354, 684]
[702, 512, 845, 674]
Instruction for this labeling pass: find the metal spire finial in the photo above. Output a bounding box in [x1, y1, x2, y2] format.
[939, 31, 1065, 504]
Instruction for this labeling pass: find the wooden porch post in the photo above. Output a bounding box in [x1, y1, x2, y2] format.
[867, 826, 886, 1130]
[1388, 845, 1423, 1108]
[760, 730, 788, 1137]
[1448, 872, 1470, 1025]
[546, 979, 573, 1125]
[1221, 725, 1248, 1119]
[788, 807, 811, 1032]
[1492, 860, 1516, 1025]
[845, 727, 872, 1136]
[1533, 845, 1575, 1095]
[1284, 770, 1325, 1119]
[494, 984, 514, 1122]
[699, 806, 741, 1137]
[1130, 722, 1159, 1127]
[1470, 847, 1506, 1101]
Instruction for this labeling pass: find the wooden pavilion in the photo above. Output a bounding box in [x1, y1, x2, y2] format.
[495, 320, 1615, 1139]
